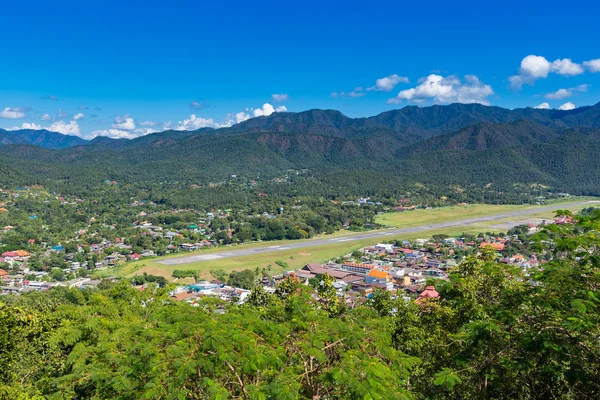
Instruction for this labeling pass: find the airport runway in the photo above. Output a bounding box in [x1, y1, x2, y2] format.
[157, 200, 597, 266]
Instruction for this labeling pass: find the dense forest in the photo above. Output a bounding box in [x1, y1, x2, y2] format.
[1, 210, 599, 399]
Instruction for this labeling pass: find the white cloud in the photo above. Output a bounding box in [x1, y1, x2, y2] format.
[252, 103, 287, 117]
[48, 120, 80, 135]
[40, 113, 52, 121]
[583, 59, 600, 72]
[271, 93, 289, 102]
[368, 74, 409, 92]
[521, 55, 552, 77]
[10, 122, 43, 130]
[559, 102, 576, 111]
[112, 116, 135, 130]
[534, 102, 551, 109]
[544, 84, 589, 100]
[88, 129, 138, 139]
[545, 88, 572, 100]
[0, 107, 27, 119]
[174, 114, 221, 131]
[510, 55, 587, 89]
[235, 111, 251, 123]
[551, 59, 584, 76]
[388, 74, 493, 105]
[574, 83, 590, 92]
[79, 105, 88, 110]
[139, 121, 157, 127]
[73, 113, 85, 121]
[56, 109, 68, 119]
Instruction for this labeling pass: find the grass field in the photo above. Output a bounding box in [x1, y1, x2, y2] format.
[374, 199, 593, 228]
[106, 198, 596, 281]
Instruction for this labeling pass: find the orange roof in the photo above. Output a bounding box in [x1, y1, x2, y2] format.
[343, 262, 375, 269]
[368, 269, 391, 279]
[14, 250, 30, 257]
[479, 242, 505, 251]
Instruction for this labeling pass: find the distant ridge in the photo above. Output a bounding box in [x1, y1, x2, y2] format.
[0, 128, 88, 149]
[3, 102, 600, 149]
[2, 101, 600, 195]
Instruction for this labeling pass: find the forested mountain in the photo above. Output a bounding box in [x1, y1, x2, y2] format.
[2, 102, 600, 195]
[0, 128, 88, 149]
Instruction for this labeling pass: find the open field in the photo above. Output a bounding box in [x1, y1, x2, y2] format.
[106, 198, 597, 281]
[374, 198, 594, 228]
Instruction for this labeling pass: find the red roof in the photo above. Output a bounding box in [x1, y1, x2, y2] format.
[416, 286, 440, 304]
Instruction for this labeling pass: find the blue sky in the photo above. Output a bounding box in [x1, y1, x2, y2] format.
[1, 0, 599, 139]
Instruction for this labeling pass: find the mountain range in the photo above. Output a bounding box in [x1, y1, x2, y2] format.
[1, 102, 600, 195]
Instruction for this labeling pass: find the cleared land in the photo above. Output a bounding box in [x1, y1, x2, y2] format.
[111, 198, 597, 281]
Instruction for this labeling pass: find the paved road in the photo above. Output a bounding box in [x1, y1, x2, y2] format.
[157, 200, 597, 266]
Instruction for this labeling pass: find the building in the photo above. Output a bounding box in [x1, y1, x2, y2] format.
[342, 262, 375, 274]
[415, 286, 440, 304]
[365, 269, 394, 290]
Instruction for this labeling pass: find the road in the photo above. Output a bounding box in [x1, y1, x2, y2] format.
[157, 200, 597, 266]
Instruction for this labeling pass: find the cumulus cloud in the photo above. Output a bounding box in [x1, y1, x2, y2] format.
[56, 109, 68, 119]
[271, 93, 289, 102]
[510, 55, 586, 89]
[545, 84, 589, 100]
[40, 113, 52, 121]
[73, 113, 85, 121]
[545, 88, 572, 100]
[88, 129, 138, 139]
[235, 111, 251, 123]
[551, 59, 584, 76]
[112, 116, 135, 130]
[559, 102, 576, 111]
[368, 74, 409, 92]
[48, 120, 80, 135]
[0, 107, 28, 119]
[534, 102, 551, 109]
[174, 115, 221, 131]
[139, 121, 157, 127]
[583, 59, 600, 72]
[252, 103, 287, 117]
[388, 74, 493, 105]
[11, 122, 43, 130]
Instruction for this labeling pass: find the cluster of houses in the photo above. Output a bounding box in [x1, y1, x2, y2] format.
[278, 230, 543, 305]
[167, 281, 251, 305]
[0, 273, 102, 295]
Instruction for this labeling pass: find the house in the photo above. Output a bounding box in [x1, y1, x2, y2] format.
[342, 262, 375, 274]
[129, 253, 141, 261]
[479, 242, 505, 251]
[365, 269, 394, 290]
[426, 259, 444, 268]
[375, 243, 394, 252]
[415, 285, 440, 304]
